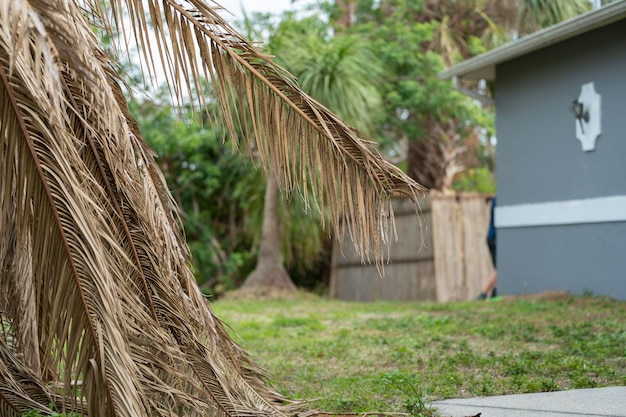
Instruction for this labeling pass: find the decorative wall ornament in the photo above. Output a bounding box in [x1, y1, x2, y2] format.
[570, 82, 602, 152]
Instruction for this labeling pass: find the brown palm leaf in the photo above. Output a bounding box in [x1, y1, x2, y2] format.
[92, 0, 425, 258]
[0, 0, 423, 416]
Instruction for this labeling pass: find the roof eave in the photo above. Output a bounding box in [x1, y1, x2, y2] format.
[440, 1, 626, 81]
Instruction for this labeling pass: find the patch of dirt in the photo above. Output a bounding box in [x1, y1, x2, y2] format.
[221, 288, 321, 301]
[509, 291, 573, 302]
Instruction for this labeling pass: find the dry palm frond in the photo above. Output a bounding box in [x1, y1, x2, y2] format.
[91, 0, 425, 261]
[0, 337, 56, 416]
[0, 0, 422, 416]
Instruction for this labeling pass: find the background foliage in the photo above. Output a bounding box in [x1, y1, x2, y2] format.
[129, 0, 593, 292]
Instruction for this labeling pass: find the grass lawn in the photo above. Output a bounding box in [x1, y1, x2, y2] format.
[211, 292, 626, 416]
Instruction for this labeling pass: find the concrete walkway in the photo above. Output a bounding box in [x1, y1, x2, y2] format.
[430, 386, 626, 417]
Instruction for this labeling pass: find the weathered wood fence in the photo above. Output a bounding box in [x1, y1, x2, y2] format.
[329, 192, 494, 302]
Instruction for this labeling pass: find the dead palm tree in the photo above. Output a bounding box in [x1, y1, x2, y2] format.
[0, 1, 423, 416]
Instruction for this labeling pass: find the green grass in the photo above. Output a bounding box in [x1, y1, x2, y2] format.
[212, 292, 626, 416]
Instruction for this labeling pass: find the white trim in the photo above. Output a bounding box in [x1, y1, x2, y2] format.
[439, 1, 626, 81]
[495, 196, 626, 228]
[574, 82, 602, 152]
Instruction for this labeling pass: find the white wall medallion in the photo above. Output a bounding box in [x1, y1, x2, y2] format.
[570, 82, 602, 152]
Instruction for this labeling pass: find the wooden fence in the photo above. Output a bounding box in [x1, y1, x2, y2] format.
[329, 192, 494, 302]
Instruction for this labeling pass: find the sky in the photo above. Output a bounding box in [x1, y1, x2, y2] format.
[215, 0, 303, 22]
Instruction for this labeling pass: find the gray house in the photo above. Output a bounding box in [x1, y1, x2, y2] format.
[441, 1, 626, 300]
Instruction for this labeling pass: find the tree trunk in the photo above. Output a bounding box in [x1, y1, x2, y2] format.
[242, 173, 297, 292]
[335, 0, 356, 28]
[407, 137, 444, 190]
[407, 118, 466, 191]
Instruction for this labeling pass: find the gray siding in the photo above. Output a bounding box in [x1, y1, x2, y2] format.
[495, 21, 626, 299]
[496, 21, 626, 206]
[499, 223, 626, 300]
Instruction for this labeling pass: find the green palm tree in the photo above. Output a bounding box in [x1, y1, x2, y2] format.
[344, 0, 591, 190]
[421, 0, 591, 189]
[425, 0, 592, 66]
[0, 1, 422, 416]
[243, 16, 385, 292]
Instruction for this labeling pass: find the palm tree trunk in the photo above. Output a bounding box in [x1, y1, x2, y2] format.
[335, 0, 356, 28]
[242, 173, 297, 292]
[407, 118, 466, 191]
